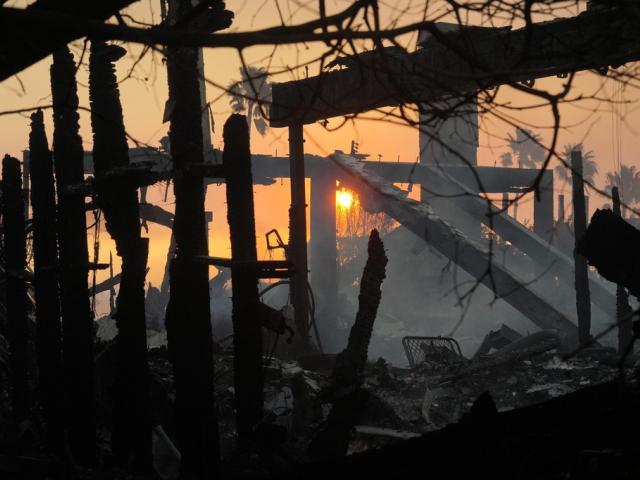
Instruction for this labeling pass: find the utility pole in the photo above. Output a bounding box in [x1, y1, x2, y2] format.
[28, 110, 64, 455]
[2, 155, 29, 424]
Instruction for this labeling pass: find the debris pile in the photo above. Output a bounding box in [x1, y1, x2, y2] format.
[143, 331, 622, 462]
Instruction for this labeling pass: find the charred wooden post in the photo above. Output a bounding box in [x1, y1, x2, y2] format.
[28, 110, 64, 454]
[88, 40, 151, 472]
[502, 192, 509, 213]
[2, 155, 29, 424]
[571, 150, 591, 347]
[558, 194, 565, 223]
[288, 124, 311, 352]
[223, 114, 263, 441]
[309, 229, 387, 459]
[612, 187, 633, 353]
[50, 45, 95, 464]
[164, 0, 224, 475]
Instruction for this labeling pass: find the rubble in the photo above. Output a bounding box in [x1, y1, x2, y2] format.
[142, 328, 622, 464]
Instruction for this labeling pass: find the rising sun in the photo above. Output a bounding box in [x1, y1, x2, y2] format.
[336, 187, 354, 209]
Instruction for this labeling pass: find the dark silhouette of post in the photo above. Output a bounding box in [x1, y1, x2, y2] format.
[571, 150, 591, 347]
[28, 110, 64, 454]
[501, 192, 509, 213]
[2, 155, 29, 424]
[50, 45, 95, 465]
[612, 186, 633, 353]
[288, 124, 311, 352]
[223, 114, 263, 441]
[164, 0, 221, 475]
[309, 229, 387, 459]
[88, 40, 151, 472]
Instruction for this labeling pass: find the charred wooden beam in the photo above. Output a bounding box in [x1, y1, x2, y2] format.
[223, 114, 264, 441]
[271, 5, 640, 126]
[139, 203, 174, 229]
[164, 0, 219, 475]
[89, 39, 151, 472]
[2, 155, 29, 423]
[571, 151, 592, 347]
[332, 152, 577, 336]
[0, 0, 136, 81]
[198, 256, 293, 278]
[28, 110, 64, 454]
[309, 229, 387, 460]
[50, 46, 95, 464]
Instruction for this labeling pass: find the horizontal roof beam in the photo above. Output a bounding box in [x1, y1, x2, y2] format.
[271, 5, 640, 126]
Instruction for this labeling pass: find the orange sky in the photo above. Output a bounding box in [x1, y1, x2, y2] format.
[2, 1, 640, 316]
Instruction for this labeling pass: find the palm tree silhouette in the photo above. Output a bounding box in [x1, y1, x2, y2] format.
[555, 143, 599, 186]
[227, 66, 272, 136]
[605, 164, 640, 217]
[507, 127, 544, 168]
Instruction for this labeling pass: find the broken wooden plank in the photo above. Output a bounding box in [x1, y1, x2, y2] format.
[332, 152, 577, 336]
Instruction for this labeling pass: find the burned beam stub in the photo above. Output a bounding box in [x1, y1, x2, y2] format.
[28, 110, 64, 454]
[309, 229, 388, 460]
[2, 155, 30, 424]
[222, 113, 264, 441]
[88, 39, 151, 471]
[577, 209, 640, 299]
[332, 152, 578, 336]
[50, 45, 95, 464]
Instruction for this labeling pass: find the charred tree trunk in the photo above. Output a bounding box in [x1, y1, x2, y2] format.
[88, 40, 151, 472]
[165, 0, 220, 475]
[612, 186, 633, 354]
[223, 114, 263, 441]
[2, 155, 29, 424]
[50, 46, 95, 465]
[571, 150, 591, 347]
[309, 229, 387, 460]
[28, 110, 64, 454]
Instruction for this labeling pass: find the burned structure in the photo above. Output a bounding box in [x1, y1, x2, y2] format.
[2, 1, 640, 479]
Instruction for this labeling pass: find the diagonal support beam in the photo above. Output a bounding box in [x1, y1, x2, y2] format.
[422, 165, 615, 314]
[332, 152, 577, 336]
